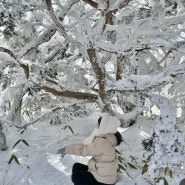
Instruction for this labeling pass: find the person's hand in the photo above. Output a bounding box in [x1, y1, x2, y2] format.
[57, 147, 66, 158]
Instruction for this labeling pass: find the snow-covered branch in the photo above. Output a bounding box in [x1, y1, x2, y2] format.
[18, 28, 57, 57]
[87, 48, 107, 104]
[0, 47, 19, 63]
[107, 63, 185, 92]
[115, 105, 144, 127]
[45, 0, 74, 42]
[0, 47, 29, 79]
[31, 79, 98, 102]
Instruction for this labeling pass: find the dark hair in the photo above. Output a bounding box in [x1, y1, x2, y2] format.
[98, 116, 102, 125]
[114, 131, 123, 146]
[180, 179, 185, 185]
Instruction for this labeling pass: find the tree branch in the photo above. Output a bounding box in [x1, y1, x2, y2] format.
[87, 48, 105, 99]
[45, 0, 69, 40]
[107, 63, 185, 92]
[31, 79, 98, 101]
[81, 0, 98, 9]
[0, 47, 29, 79]
[19, 28, 57, 57]
[56, 0, 80, 21]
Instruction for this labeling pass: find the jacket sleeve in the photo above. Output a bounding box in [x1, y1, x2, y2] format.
[65, 138, 106, 157]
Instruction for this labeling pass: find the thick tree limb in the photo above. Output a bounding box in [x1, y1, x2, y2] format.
[42, 85, 98, 101]
[87, 48, 105, 99]
[31, 79, 98, 101]
[87, 48, 113, 112]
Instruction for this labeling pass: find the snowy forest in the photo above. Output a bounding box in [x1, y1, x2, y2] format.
[0, 0, 185, 185]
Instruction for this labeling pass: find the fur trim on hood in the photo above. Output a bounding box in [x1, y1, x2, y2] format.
[83, 113, 121, 145]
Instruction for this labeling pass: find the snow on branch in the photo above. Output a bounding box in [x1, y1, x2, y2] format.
[0, 47, 19, 63]
[106, 63, 185, 92]
[45, 0, 74, 42]
[18, 28, 57, 57]
[115, 105, 144, 127]
[30, 78, 98, 102]
[87, 48, 106, 102]
[0, 47, 29, 79]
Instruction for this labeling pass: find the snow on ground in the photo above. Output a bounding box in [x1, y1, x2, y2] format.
[0, 112, 185, 185]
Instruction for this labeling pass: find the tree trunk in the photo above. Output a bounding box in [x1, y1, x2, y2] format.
[0, 121, 7, 151]
[8, 85, 24, 124]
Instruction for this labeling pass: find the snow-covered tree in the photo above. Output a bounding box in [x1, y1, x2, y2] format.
[142, 94, 185, 181]
[0, 2, 185, 178]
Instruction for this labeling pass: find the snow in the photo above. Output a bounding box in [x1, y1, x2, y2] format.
[0, 112, 185, 185]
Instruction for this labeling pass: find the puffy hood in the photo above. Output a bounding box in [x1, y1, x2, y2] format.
[83, 113, 120, 145]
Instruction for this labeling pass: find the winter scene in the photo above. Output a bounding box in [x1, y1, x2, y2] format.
[0, 0, 185, 185]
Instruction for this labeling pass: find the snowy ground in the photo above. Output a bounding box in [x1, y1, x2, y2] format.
[0, 112, 185, 185]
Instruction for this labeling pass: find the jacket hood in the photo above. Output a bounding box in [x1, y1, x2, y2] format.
[98, 113, 120, 134]
[83, 113, 120, 145]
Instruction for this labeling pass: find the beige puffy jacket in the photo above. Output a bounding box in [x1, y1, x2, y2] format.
[65, 133, 118, 184]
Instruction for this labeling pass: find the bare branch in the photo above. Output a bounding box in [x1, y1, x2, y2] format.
[31, 79, 98, 101]
[81, 0, 98, 9]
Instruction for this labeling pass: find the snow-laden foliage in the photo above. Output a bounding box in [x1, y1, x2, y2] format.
[143, 94, 185, 178]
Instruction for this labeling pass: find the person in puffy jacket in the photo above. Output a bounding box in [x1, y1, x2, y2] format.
[57, 113, 123, 185]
